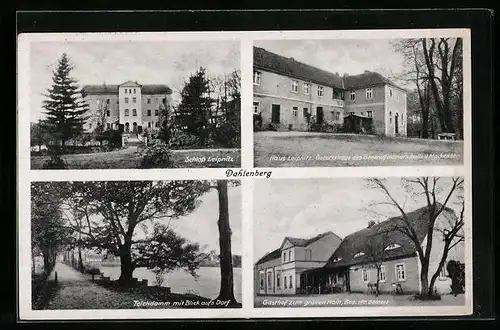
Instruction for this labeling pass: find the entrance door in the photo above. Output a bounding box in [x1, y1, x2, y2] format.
[316, 107, 324, 124]
[395, 113, 399, 135]
[125, 122, 130, 133]
[271, 104, 280, 124]
[133, 122, 138, 133]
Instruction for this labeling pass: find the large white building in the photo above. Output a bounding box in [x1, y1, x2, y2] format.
[81, 81, 172, 134]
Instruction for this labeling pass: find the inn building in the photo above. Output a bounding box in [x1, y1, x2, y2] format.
[255, 204, 464, 296]
[81, 81, 172, 134]
[253, 46, 408, 136]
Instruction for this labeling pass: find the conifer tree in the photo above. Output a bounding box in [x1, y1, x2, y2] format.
[176, 67, 215, 146]
[42, 53, 88, 147]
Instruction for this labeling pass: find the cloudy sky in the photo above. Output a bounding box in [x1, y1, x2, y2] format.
[255, 39, 406, 84]
[167, 184, 242, 256]
[28, 40, 240, 122]
[253, 177, 463, 262]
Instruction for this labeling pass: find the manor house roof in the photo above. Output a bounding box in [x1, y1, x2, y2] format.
[254, 46, 403, 91]
[82, 83, 172, 95]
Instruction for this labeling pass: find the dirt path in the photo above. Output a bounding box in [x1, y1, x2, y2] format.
[45, 262, 141, 309]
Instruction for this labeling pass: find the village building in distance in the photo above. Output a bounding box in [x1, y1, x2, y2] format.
[253, 46, 408, 136]
[254, 204, 464, 297]
[81, 81, 172, 135]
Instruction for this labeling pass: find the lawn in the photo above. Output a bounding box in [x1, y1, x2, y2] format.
[254, 132, 464, 167]
[31, 146, 241, 169]
[254, 293, 465, 308]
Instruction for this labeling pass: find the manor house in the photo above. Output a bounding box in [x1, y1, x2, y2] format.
[81, 81, 172, 135]
[253, 46, 408, 136]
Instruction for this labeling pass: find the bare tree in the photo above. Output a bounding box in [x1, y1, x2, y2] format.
[369, 177, 464, 298]
[93, 100, 108, 146]
[362, 230, 392, 297]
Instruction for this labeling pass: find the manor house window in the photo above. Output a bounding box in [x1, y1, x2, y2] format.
[276, 271, 281, 288]
[132, 97, 137, 103]
[147, 98, 151, 104]
[155, 109, 159, 116]
[389, 87, 394, 99]
[147, 109, 151, 116]
[289, 275, 293, 288]
[253, 71, 261, 85]
[291, 80, 299, 93]
[106, 110, 110, 117]
[303, 83, 311, 95]
[292, 106, 298, 117]
[366, 88, 373, 99]
[253, 101, 260, 114]
[317, 86, 324, 97]
[367, 111, 373, 118]
[350, 91, 356, 101]
[125, 97, 129, 103]
[155, 121, 159, 127]
[305, 249, 312, 261]
[125, 109, 129, 116]
[132, 109, 137, 116]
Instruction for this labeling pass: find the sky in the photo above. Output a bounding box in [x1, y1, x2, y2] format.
[253, 177, 464, 262]
[254, 39, 406, 85]
[28, 40, 240, 122]
[169, 184, 242, 255]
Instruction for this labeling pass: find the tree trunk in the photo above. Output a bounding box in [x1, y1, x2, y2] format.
[216, 180, 236, 304]
[118, 243, 134, 285]
[78, 246, 84, 273]
[420, 264, 430, 296]
[42, 250, 50, 275]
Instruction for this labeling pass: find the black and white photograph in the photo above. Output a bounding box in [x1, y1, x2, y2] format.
[253, 37, 467, 167]
[24, 36, 241, 169]
[30, 180, 242, 310]
[253, 177, 469, 310]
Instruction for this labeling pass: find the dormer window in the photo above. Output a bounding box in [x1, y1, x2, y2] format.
[384, 243, 401, 251]
[354, 252, 365, 258]
[333, 257, 342, 262]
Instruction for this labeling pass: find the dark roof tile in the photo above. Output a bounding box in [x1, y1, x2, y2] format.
[82, 83, 172, 95]
[324, 204, 456, 268]
[254, 46, 344, 89]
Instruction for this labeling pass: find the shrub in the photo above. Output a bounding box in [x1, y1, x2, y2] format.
[446, 260, 465, 296]
[139, 140, 173, 168]
[42, 154, 67, 169]
[414, 292, 442, 301]
[168, 130, 201, 149]
[212, 122, 241, 148]
[152, 268, 166, 287]
[99, 129, 123, 150]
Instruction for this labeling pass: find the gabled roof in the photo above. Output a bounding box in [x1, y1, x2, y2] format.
[254, 46, 403, 91]
[254, 46, 344, 89]
[343, 71, 405, 91]
[281, 231, 341, 249]
[82, 83, 172, 95]
[324, 204, 456, 268]
[255, 231, 342, 265]
[255, 248, 281, 265]
[119, 80, 141, 87]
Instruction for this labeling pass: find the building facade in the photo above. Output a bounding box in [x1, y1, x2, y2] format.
[255, 204, 465, 297]
[254, 232, 342, 295]
[82, 81, 172, 135]
[321, 204, 465, 295]
[253, 46, 407, 136]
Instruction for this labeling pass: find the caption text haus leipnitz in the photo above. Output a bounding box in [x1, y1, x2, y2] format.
[253, 46, 408, 136]
[255, 204, 464, 297]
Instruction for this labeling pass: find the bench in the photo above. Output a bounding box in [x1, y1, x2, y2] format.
[367, 283, 377, 294]
[437, 133, 457, 141]
[391, 282, 404, 295]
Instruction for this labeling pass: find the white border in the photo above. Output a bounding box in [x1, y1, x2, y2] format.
[18, 28, 472, 320]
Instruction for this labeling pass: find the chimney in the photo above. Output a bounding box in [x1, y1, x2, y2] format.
[367, 220, 376, 228]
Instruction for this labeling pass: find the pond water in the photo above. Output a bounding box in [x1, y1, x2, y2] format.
[100, 266, 242, 302]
